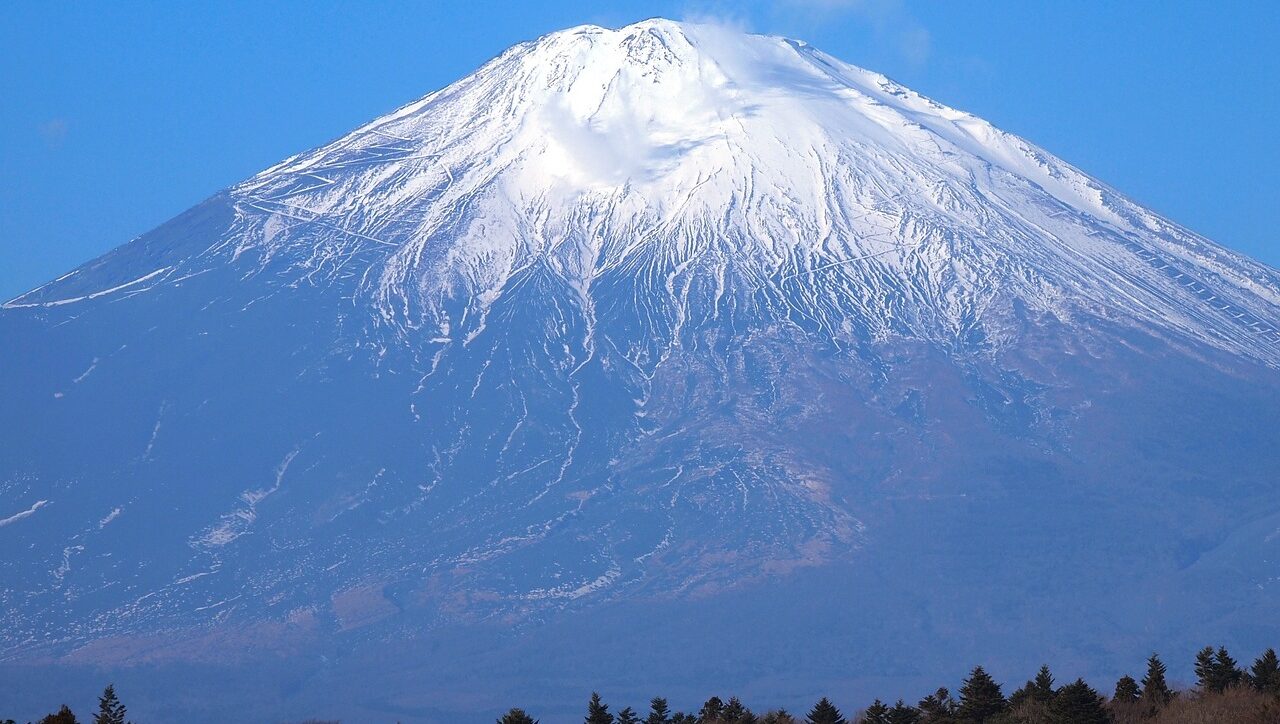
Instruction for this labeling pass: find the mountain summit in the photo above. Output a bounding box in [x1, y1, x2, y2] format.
[2, 19, 1278, 723]
[16, 19, 1278, 360]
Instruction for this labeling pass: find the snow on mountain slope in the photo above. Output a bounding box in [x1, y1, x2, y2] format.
[1, 19, 1279, 723]
[11, 20, 1279, 362]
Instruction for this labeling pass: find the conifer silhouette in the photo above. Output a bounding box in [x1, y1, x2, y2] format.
[92, 685, 128, 724]
[586, 692, 615, 724]
[956, 666, 1005, 722]
[804, 697, 845, 724]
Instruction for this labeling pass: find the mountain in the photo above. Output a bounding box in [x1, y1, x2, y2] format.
[2, 18, 1279, 723]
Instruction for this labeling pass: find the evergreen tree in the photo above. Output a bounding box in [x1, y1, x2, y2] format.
[761, 712, 798, 724]
[1138, 653, 1174, 713]
[1196, 645, 1244, 693]
[498, 708, 539, 724]
[700, 696, 726, 722]
[863, 700, 889, 724]
[916, 687, 956, 723]
[1006, 682, 1033, 710]
[1213, 646, 1244, 690]
[1194, 646, 1216, 690]
[1030, 666, 1055, 702]
[956, 666, 1006, 722]
[723, 697, 756, 724]
[586, 692, 615, 724]
[617, 706, 640, 724]
[886, 700, 920, 724]
[1008, 665, 1055, 710]
[1047, 679, 1107, 724]
[1112, 675, 1140, 703]
[37, 706, 79, 724]
[93, 685, 127, 724]
[670, 714, 697, 724]
[805, 697, 846, 724]
[1250, 648, 1280, 696]
[646, 697, 672, 724]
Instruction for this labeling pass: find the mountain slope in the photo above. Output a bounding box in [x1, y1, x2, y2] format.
[1, 19, 1278, 723]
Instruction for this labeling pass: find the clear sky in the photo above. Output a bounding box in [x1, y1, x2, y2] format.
[2, 1, 1277, 299]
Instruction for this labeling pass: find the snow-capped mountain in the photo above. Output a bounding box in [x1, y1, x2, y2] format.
[2, 19, 1278, 723]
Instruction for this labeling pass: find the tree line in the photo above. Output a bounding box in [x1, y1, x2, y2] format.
[498, 645, 1280, 724]
[3, 684, 130, 724]
[6, 646, 1277, 723]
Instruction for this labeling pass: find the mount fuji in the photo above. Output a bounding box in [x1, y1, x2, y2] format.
[2, 18, 1279, 723]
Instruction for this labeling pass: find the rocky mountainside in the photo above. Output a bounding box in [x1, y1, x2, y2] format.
[1, 19, 1278, 723]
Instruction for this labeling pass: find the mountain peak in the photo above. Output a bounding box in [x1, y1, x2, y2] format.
[9, 20, 1280, 365]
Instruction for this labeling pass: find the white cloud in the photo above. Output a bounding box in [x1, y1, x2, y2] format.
[0, 499, 49, 527]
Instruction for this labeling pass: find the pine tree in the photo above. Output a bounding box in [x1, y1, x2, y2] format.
[761, 712, 797, 724]
[617, 706, 640, 724]
[586, 692, 615, 724]
[1047, 679, 1107, 724]
[886, 700, 920, 724]
[1196, 645, 1245, 693]
[1006, 682, 1032, 710]
[37, 706, 79, 724]
[723, 697, 756, 724]
[671, 714, 698, 724]
[916, 687, 956, 723]
[1194, 646, 1216, 690]
[1250, 648, 1280, 696]
[956, 666, 1006, 722]
[646, 697, 672, 724]
[1213, 646, 1244, 690]
[498, 708, 539, 724]
[1008, 665, 1055, 710]
[1112, 675, 1140, 703]
[805, 697, 846, 724]
[1030, 666, 1055, 702]
[93, 685, 127, 724]
[863, 700, 890, 724]
[700, 696, 726, 722]
[1139, 653, 1174, 713]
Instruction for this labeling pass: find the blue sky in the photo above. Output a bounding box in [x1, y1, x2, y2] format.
[2, 1, 1277, 298]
